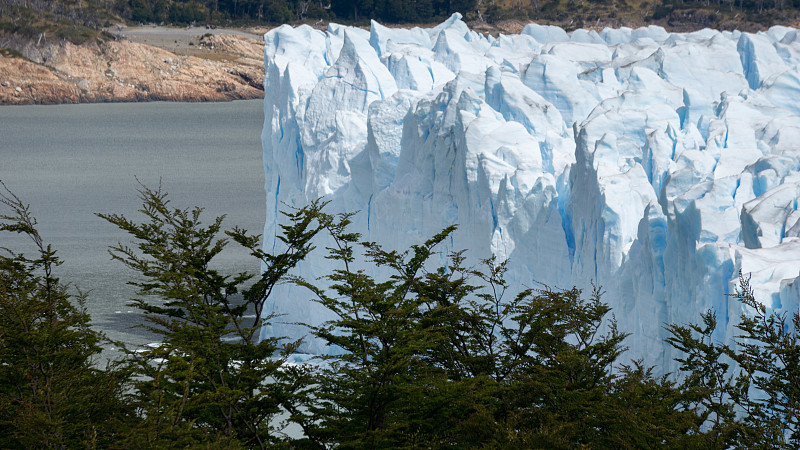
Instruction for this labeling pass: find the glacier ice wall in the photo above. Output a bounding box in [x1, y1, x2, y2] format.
[262, 15, 800, 369]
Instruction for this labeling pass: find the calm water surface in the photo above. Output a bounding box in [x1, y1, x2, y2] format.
[0, 100, 266, 353]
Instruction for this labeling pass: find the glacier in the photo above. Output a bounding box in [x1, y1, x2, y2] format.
[261, 14, 800, 370]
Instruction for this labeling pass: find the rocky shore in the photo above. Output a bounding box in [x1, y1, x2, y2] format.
[0, 21, 530, 106]
[3, 17, 789, 106]
[0, 27, 266, 105]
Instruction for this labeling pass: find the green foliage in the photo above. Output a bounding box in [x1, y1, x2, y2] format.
[5, 183, 800, 448]
[666, 309, 749, 448]
[97, 184, 327, 448]
[330, 0, 476, 23]
[0, 1, 114, 44]
[0, 47, 26, 59]
[54, 22, 102, 44]
[287, 211, 703, 448]
[733, 274, 800, 447]
[666, 272, 800, 448]
[0, 183, 133, 448]
[2, 0, 797, 47]
[117, 0, 299, 24]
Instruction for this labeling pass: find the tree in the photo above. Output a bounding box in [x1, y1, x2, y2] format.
[733, 274, 800, 447]
[666, 308, 749, 448]
[288, 218, 480, 448]
[98, 184, 327, 448]
[287, 211, 706, 448]
[6, 182, 777, 448]
[666, 272, 800, 449]
[0, 183, 133, 448]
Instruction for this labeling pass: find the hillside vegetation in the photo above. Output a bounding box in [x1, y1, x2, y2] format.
[3, 185, 800, 448]
[0, 0, 798, 50]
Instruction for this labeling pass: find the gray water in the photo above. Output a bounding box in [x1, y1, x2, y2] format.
[0, 100, 266, 354]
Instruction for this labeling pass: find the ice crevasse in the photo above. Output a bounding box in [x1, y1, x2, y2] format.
[261, 14, 800, 369]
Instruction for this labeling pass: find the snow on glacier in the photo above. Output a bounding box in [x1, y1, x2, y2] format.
[262, 14, 800, 369]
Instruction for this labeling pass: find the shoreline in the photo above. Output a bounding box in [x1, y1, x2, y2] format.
[2, 18, 798, 106]
[0, 25, 267, 106]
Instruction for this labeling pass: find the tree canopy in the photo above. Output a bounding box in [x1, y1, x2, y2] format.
[1, 183, 800, 448]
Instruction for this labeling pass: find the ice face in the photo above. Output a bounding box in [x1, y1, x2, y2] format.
[262, 15, 800, 369]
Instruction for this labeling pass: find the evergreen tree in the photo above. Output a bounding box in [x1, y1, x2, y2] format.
[7, 183, 795, 448]
[666, 272, 800, 448]
[733, 273, 800, 447]
[666, 309, 750, 448]
[0, 183, 133, 448]
[287, 212, 707, 448]
[98, 184, 327, 448]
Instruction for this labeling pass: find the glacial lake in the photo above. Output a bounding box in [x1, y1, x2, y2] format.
[0, 99, 266, 355]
